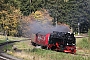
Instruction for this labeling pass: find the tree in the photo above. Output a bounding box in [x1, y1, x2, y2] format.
[19, 0, 43, 16]
[0, 0, 21, 36]
[43, 0, 90, 33]
[17, 0, 90, 33]
[68, 0, 90, 33]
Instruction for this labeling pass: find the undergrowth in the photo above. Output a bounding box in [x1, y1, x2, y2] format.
[77, 30, 90, 50]
[77, 38, 90, 49]
[28, 48, 90, 60]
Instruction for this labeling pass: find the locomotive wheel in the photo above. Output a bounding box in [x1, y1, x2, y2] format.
[46, 47, 51, 50]
[41, 46, 47, 49]
[31, 42, 36, 46]
[51, 46, 56, 50]
[60, 45, 64, 51]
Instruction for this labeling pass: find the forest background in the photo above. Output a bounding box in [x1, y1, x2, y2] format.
[0, 0, 90, 37]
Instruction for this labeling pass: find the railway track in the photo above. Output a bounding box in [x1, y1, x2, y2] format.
[0, 56, 10, 60]
[0, 53, 22, 60]
[0, 38, 31, 60]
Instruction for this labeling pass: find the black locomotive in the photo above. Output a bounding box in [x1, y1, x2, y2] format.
[31, 31, 76, 53]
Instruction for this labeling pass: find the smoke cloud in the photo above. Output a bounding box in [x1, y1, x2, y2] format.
[22, 10, 70, 37]
[30, 20, 70, 35]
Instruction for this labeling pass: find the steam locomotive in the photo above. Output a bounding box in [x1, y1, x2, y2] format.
[31, 31, 76, 54]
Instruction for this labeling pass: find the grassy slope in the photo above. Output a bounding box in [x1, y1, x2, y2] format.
[0, 35, 90, 60]
[0, 35, 6, 43]
[9, 38, 90, 60]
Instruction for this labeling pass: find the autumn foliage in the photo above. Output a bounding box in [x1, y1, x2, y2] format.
[0, 0, 21, 36]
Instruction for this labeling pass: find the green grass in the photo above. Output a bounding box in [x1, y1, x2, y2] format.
[0, 35, 28, 52]
[0, 40, 6, 43]
[0, 35, 28, 43]
[77, 38, 90, 50]
[76, 38, 84, 44]
[9, 40, 90, 60]
[1, 35, 90, 60]
[25, 48, 90, 60]
[3, 44, 13, 51]
[0, 35, 6, 43]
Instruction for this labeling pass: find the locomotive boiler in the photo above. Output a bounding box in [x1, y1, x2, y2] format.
[31, 31, 76, 54]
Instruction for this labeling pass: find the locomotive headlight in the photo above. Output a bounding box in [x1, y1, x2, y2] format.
[67, 43, 68, 45]
[73, 43, 75, 45]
